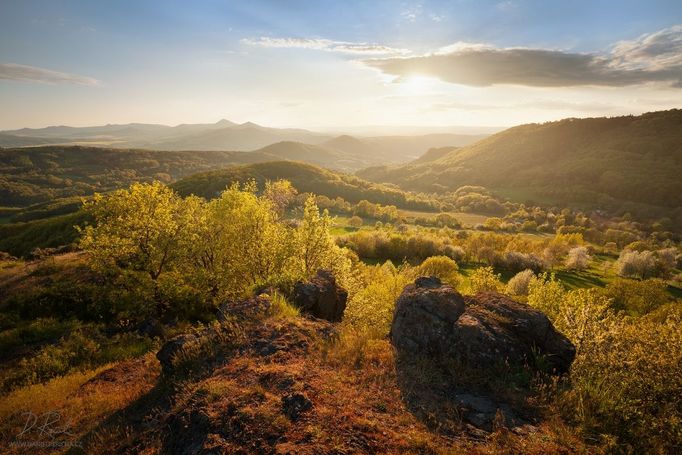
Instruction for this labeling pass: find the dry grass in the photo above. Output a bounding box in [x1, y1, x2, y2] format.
[0, 354, 159, 454]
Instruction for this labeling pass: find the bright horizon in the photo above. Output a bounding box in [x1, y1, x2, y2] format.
[2, 1, 682, 130]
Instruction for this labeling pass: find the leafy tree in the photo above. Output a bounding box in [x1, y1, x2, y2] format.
[79, 181, 203, 316]
[565, 246, 591, 270]
[348, 216, 363, 228]
[295, 196, 352, 285]
[263, 179, 297, 215]
[190, 182, 291, 299]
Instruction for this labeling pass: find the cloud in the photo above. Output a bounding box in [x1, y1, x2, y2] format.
[364, 25, 682, 88]
[0, 63, 100, 86]
[431, 99, 620, 112]
[241, 37, 409, 56]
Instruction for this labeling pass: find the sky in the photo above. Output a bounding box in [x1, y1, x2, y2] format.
[1, 0, 682, 131]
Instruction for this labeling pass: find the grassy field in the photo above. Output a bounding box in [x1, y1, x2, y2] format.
[398, 209, 489, 227]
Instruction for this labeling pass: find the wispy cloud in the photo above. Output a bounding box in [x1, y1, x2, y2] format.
[241, 37, 410, 56]
[431, 99, 621, 112]
[364, 25, 682, 88]
[0, 63, 100, 86]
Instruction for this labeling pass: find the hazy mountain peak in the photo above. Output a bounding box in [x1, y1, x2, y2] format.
[215, 119, 237, 127]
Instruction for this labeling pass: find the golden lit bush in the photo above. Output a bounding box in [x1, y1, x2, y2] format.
[526, 274, 682, 451]
[557, 313, 682, 452]
[343, 261, 414, 338]
[505, 269, 535, 296]
[466, 266, 503, 294]
[417, 255, 460, 286]
[604, 278, 670, 315]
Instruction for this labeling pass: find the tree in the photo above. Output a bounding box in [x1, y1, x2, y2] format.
[467, 266, 503, 294]
[615, 250, 657, 279]
[565, 246, 591, 270]
[296, 196, 339, 278]
[263, 179, 297, 216]
[348, 215, 363, 228]
[79, 181, 202, 315]
[191, 182, 291, 299]
[80, 182, 198, 281]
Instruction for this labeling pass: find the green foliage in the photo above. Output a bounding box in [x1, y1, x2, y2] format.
[343, 261, 414, 338]
[604, 278, 670, 315]
[417, 255, 460, 286]
[77, 181, 352, 320]
[0, 145, 254, 207]
[1, 324, 156, 392]
[555, 311, 682, 452]
[358, 110, 682, 222]
[527, 273, 567, 319]
[467, 266, 503, 294]
[172, 161, 438, 211]
[348, 215, 363, 228]
[505, 269, 535, 296]
[0, 211, 87, 257]
[80, 181, 200, 281]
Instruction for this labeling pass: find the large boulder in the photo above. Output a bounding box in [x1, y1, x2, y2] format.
[292, 270, 347, 322]
[391, 276, 576, 432]
[391, 276, 575, 374]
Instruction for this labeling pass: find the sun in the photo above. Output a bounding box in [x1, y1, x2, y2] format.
[395, 75, 439, 96]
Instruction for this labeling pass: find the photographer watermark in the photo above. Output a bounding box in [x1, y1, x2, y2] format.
[7, 410, 82, 449]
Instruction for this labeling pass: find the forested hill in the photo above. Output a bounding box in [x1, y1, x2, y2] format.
[0, 146, 272, 207]
[358, 110, 682, 217]
[172, 161, 436, 210]
[0, 144, 376, 208]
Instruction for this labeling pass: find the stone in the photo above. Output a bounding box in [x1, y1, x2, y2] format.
[281, 393, 313, 420]
[292, 270, 347, 322]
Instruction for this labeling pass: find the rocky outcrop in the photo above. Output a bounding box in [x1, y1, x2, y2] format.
[391, 276, 575, 374]
[391, 276, 576, 432]
[156, 333, 201, 374]
[218, 293, 272, 322]
[293, 270, 347, 322]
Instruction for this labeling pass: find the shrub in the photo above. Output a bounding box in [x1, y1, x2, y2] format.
[417, 255, 460, 286]
[556, 314, 682, 452]
[527, 273, 566, 320]
[343, 262, 414, 338]
[505, 269, 535, 296]
[467, 266, 503, 294]
[442, 244, 466, 262]
[604, 278, 670, 315]
[496, 251, 545, 273]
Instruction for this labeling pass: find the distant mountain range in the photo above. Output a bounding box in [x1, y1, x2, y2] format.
[0, 120, 488, 170]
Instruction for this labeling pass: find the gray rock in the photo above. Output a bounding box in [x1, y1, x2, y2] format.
[391, 276, 576, 432]
[293, 270, 347, 322]
[391, 277, 575, 374]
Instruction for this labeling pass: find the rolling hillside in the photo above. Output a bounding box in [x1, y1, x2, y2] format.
[172, 161, 435, 210]
[0, 142, 382, 209]
[358, 110, 682, 217]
